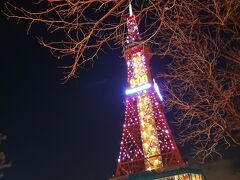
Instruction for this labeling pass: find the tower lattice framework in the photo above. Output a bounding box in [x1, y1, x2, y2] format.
[116, 4, 184, 177]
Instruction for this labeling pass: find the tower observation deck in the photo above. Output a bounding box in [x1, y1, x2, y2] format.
[111, 3, 206, 180]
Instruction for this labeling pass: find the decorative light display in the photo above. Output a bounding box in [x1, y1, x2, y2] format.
[115, 3, 184, 177]
[137, 91, 162, 170]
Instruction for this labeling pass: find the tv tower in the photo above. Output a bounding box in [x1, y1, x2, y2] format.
[115, 2, 183, 175]
[111, 2, 205, 180]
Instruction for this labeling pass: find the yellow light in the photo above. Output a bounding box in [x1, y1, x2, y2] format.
[147, 167, 152, 171]
[150, 135, 155, 139]
[134, 69, 138, 73]
[130, 78, 136, 88]
[142, 132, 147, 136]
[137, 92, 163, 170]
[146, 115, 151, 118]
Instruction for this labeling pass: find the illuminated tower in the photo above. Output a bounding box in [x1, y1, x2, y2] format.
[115, 3, 183, 176]
[112, 3, 205, 180]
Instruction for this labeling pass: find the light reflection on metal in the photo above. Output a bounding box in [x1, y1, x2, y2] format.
[153, 79, 163, 101]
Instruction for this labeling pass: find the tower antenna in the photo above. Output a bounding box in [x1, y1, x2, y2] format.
[129, 1, 133, 16]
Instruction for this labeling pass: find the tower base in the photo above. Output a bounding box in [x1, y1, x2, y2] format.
[110, 167, 206, 180]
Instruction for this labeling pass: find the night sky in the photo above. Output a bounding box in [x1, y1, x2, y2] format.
[1, 3, 240, 180]
[0, 6, 166, 179]
[0, 11, 126, 180]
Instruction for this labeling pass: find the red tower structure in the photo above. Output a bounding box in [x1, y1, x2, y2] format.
[115, 4, 184, 177]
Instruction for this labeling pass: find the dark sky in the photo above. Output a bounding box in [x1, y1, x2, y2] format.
[0, 2, 170, 179]
[0, 10, 130, 180]
[1, 3, 240, 180]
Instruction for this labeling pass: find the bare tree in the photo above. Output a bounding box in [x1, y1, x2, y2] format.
[155, 0, 240, 161]
[2, 0, 240, 161]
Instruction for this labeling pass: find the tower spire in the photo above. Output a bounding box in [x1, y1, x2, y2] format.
[126, 1, 140, 44]
[129, 1, 133, 16]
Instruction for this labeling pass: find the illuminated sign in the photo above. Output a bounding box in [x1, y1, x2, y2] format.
[129, 74, 148, 88]
[125, 83, 151, 95]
